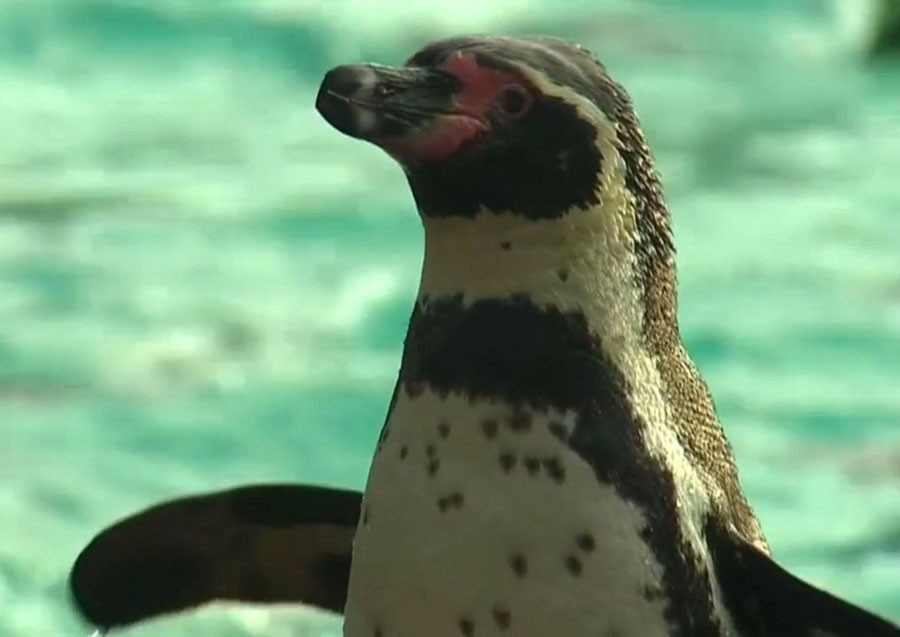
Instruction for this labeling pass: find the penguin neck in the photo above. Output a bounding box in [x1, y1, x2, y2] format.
[413, 202, 679, 373]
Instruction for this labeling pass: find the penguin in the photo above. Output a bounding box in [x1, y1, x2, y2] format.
[69, 36, 900, 637]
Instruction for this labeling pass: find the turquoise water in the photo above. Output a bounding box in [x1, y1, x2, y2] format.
[1, 1, 899, 635]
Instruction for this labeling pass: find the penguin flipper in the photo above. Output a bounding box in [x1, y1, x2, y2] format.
[706, 518, 900, 636]
[69, 484, 361, 630]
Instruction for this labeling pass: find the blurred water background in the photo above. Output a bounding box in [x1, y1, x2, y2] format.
[1, 0, 899, 635]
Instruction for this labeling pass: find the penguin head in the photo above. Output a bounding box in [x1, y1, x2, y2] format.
[316, 36, 653, 222]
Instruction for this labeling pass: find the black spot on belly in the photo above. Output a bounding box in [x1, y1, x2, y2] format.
[426, 443, 437, 458]
[458, 617, 475, 636]
[501, 241, 512, 250]
[523, 456, 540, 476]
[493, 606, 511, 630]
[564, 554, 583, 576]
[542, 457, 565, 483]
[498, 453, 516, 473]
[509, 554, 528, 577]
[576, 533, 596, 553]
[557, 268, 570, 282]
[437, 492, 465, 512]
[399, 446, 409, 460]
[482, 419, 499, 439]
[438, 421, 451, 439]
[548, 421, 568, 441]
[427, 459, 440, 477]
[396, 295, 722, 634]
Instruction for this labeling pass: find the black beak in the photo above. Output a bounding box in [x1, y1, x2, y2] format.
[315, 64, 462, 141]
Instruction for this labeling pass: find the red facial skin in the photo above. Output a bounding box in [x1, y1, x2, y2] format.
[379, 52, 522, 164]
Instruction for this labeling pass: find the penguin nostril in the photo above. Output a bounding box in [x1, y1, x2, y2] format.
[373, 83, 397, 98]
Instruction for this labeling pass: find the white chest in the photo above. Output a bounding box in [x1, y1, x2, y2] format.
[343, 387, 672, 637]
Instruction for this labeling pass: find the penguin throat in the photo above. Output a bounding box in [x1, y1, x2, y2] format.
[418, 204, 640, 317]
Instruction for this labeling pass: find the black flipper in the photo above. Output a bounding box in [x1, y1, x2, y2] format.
[69, 484, 361, 630]
[706, 517, 900, 636]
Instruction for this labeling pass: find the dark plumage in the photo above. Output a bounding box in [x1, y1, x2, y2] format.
[69, 485, 359, 629]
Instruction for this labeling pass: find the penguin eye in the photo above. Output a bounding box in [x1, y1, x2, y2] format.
[495, 84, 532, 117]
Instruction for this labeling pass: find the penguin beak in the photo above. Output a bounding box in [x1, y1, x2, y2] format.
[316, 63, 489, 163]
[316, 64, 460, 139]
